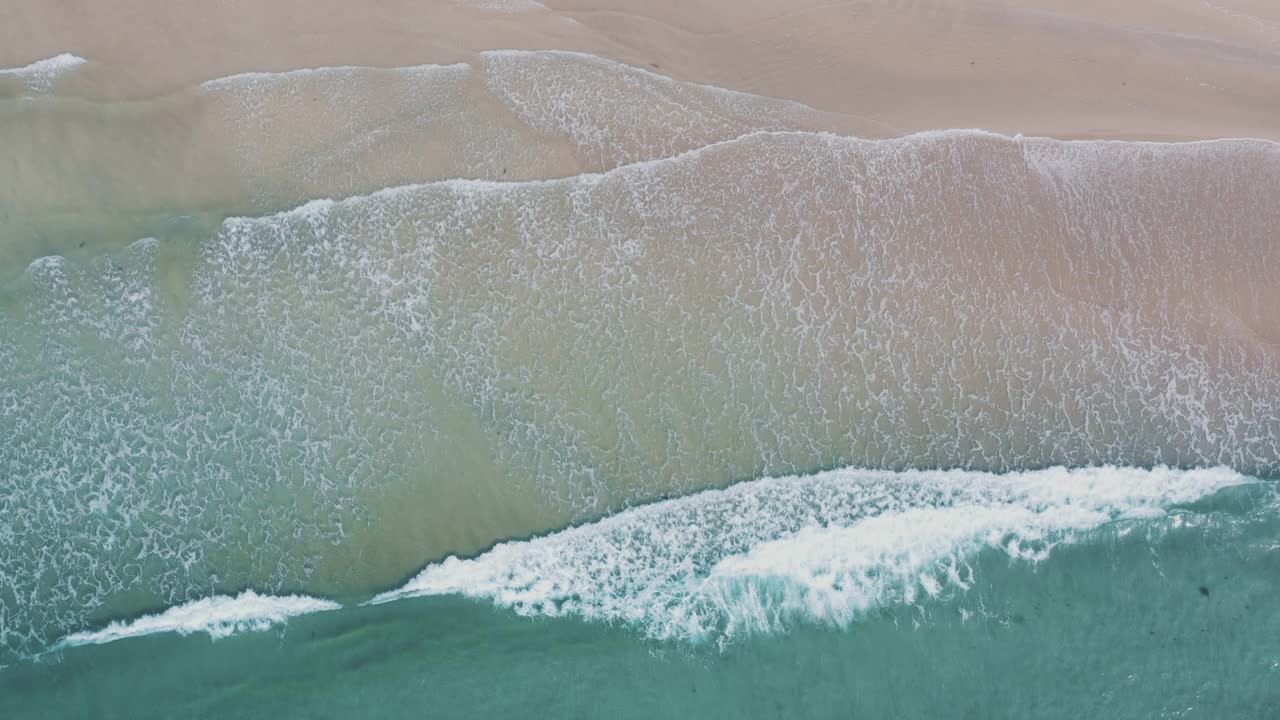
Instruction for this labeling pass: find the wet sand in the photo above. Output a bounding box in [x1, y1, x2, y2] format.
[2, 0, 1279, 140]
[4, 0, 1279, 268]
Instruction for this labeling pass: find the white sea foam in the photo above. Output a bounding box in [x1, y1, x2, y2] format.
[199, 62, 468, 90]
[456, 0, 544, 10]
[196, 60, 572, 206]
[371, 466, 1249, 644]
[54, 591, 340, 649]
[251, 127, 1280, 217]
[478, 50, 824, 167]
[0, 53, 86, 94]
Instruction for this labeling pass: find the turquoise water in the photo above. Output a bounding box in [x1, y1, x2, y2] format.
[3, 50, 1279, 718]
[4, 482, 1277, 719]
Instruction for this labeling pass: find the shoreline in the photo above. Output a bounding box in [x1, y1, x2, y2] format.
[2, 0, 1279, 141]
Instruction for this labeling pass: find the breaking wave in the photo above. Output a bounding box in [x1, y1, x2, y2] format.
[371, 466, 1252, 644]
[53, 591, 340, 649]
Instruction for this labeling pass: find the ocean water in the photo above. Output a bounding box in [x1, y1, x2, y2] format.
[1, 49, 1278, 718]
[3, 477, 1278, 718]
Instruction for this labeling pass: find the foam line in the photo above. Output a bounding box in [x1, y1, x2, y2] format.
[54, 591, 340, 649]
[0, 53, 86, 94]
[370, 466, 1249, 644]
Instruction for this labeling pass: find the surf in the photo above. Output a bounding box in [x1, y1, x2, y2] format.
[51, 591, 340, 650]
[369, 465, 1255, 645]
[27, 464, 1265, 657]
[0, 53, 85, 95]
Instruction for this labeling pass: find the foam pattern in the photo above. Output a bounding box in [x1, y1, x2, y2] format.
[372, 466, 1251, 643]
[0, 54, 85, 95]
[55, 591, 339, 648]
[2, 90, 1278, 661]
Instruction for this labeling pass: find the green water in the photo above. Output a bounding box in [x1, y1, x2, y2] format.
[5, 482, 1276, 719]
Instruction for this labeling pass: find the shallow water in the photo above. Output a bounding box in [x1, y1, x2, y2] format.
[4, 481, 1277, 719]
[2, 47, 1278, 717]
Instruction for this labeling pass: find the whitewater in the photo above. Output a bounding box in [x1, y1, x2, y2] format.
[34, 465, 1264, 654]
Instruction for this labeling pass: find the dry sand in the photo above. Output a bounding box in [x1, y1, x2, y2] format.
[2, 0, 1279, 140]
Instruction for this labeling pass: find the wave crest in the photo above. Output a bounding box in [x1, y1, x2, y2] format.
[0, 53, 85, 94]
[54, 591, 339, 649]
[371, 466, 1250, 644]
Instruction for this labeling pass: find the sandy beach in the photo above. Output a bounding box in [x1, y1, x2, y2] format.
[4, 0, 1278, 267]
[2, 0, 1279, 140]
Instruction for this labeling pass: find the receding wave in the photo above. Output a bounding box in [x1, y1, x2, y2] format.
[456, 0, 545, 10]
[3, 50, 869, 258]
[0, 53, 85, 95]
[370, 465, 1251, 644]
[196, 50, 853, 209]
[52, 591, 340, 650]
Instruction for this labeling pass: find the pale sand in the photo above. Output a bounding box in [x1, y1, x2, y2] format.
[2, 0, 1279, 140]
